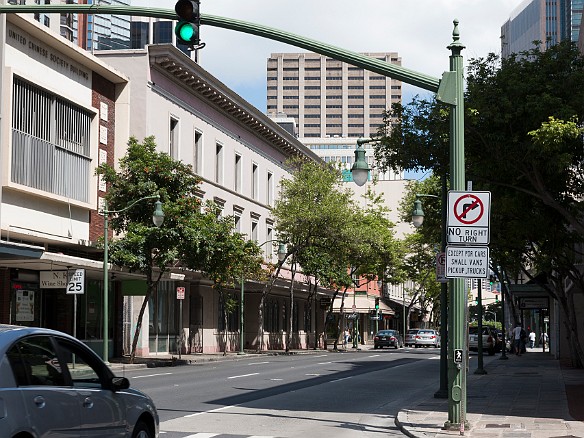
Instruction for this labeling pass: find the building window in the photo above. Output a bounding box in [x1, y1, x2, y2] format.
[215, 143, 223, 184]
[194, 130, 202, 175]
[252, 163, 258, 200]
[153, 20, 172, 44]
[251, 221, 258, 242]
[266, 226, 274, 261]
[169, 117, 179, 159]
[11, 76, 91, 202]
[234, 153, 242, 193]
[267, 171, 274, 206]
[234, 214, 241, 233]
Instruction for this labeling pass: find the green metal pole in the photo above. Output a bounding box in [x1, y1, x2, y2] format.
[435, 174, 448, 398]
[500, 274, 509, 359]
[475, 280, 487, 374]
[103, 203, 109, 363]
[239, 275, 244, 355]
[445, 19, 467, 431]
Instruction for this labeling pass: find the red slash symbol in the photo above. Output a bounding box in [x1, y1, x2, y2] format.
[454, 195, 484, 225]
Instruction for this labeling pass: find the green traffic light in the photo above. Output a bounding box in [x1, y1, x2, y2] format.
[176, 22, 197, 42]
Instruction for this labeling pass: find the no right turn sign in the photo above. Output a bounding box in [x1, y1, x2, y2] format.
[447, 191, 491, 244]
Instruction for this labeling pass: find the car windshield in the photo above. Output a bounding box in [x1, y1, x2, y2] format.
[406, 330, 419, 335]
[377, 331, 395, 336]
[418, 330, 434, 334]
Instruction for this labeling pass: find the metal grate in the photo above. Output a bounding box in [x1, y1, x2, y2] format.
[11, 76, 91, 202]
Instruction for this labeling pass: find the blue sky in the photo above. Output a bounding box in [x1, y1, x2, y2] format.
[135, 0, 526, 179]
[134, 1, 525, 112]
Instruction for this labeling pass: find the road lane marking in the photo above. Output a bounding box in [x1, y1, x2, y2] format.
[330, 376, 353, 383]
[131, 372, 172, 379]
[270, 378, 283, 381]
[314, 354, 328, 358]
[317, 362, 332, 365]
[248, 361, 270, 365]
[306, 373, 321, 376]
[184, 433, 220, 437]
[184, 405, 237, 418]
[368, 354, 381, 358]
[429, 356, 440, 360]
[228, 372, 260, 379]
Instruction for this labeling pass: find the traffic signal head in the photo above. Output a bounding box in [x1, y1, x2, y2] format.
[175, 0, 200, 46]
[375, 297, 380, 309]
[495, 295, 499, 302]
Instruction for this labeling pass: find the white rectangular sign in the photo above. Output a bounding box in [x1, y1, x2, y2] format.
[445, 246, 489, 279]
[447, 191, 491, 244]
[40, 271, 68, 289]
[66, 269, 85, 295]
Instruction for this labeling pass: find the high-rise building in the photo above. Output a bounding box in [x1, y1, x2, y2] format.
[501, 0, 584, 57]
[266, 52, 403, 181]
[130, 16, 194, 58]
[26, 0, 131, 50]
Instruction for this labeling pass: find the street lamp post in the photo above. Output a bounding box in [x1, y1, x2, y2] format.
[474, 280, 487, 375]
[102, 195, 164, 362]
[410, 175, 449, 399]
[239, 241, 286, 355]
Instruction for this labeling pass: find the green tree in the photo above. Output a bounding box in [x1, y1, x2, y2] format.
[374, 41, 584, 367]
[181, 202, 265, 355]
[97, 136, 264, 361]
[272, 160, 404, 351]
[272, 159, 356, 351]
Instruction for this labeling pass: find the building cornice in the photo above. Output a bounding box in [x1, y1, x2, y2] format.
[146, 44, 320, 163]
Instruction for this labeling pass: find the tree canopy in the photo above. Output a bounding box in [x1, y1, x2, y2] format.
[97, 136, 264, 360]
[373, 41, 584, 367]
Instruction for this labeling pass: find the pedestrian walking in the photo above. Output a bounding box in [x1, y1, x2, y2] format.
[541, 332, 549, 348]
[512, 323, 523, 356]
[528, 330, 536, 349]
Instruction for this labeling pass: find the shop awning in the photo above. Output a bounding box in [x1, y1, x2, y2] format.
[332, 295, 394, 315]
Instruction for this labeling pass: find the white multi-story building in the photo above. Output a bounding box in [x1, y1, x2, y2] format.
[0, 10, 332, 358]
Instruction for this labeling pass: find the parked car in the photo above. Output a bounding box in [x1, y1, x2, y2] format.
[414, 329, 440, 348]
[468, 326, 501, 356]
[404, 329, 420, 347]
[0, 324, 159, 438]
[373, 330, 403, 349]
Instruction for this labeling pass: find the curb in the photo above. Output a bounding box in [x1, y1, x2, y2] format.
[395, 410, 425, 438]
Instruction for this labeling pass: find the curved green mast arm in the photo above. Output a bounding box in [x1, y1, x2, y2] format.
[0, 4, 440, 92]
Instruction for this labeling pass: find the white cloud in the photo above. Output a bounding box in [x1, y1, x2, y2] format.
[133, 0, 525, 108]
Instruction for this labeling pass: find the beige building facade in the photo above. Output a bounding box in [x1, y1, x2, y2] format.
[267, 52, 402, 140]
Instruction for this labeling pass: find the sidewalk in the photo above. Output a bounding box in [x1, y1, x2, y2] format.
[108, 346, 335, 370]
[395, 349, 584, 437]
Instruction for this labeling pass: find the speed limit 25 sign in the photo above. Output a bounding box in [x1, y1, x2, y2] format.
[66, 269, 85, 295]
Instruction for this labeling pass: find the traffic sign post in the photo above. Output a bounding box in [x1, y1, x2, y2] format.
[176, 286, 185, 359]
[447, 191, 491, 244]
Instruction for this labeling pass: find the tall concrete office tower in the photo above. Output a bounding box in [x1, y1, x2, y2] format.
[501, 0, 584, 57]
[266, 52, 403, 181]
[23, 0, 131, 50]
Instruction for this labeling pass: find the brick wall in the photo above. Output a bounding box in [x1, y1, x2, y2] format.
[90, 73, 116, 243]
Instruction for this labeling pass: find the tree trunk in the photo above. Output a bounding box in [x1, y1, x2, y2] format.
[257, 263, 283, 352]
[221, 290, 229, 356]
[129, 290, 151, 364]
[286, 262, 296, 352]
[333, 288, 348, 350]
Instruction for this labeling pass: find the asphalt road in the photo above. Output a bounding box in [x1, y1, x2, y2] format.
[123, 347, 445, 438]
